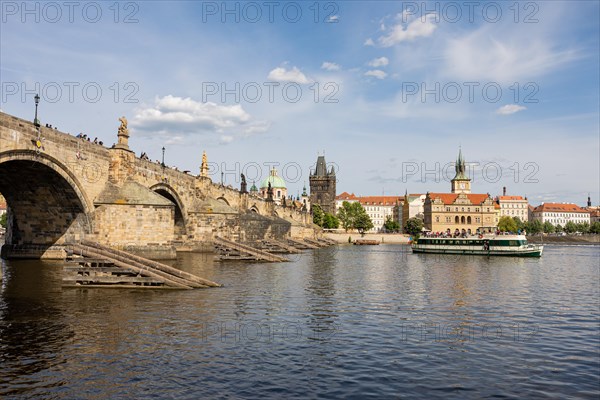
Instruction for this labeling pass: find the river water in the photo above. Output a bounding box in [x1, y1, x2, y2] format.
[1, 244, 598, 399]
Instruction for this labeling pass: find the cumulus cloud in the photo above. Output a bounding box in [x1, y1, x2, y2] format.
[130, 95, 269, 141]
[268, 66, 311, 84]
[364, 38, 375, 46]
[368, 57, 389, 67]
[365, 70, 388, 80]
[496, 104, 527, 115]
[321, 61, 341, 71]
[378, 13, 437, 47]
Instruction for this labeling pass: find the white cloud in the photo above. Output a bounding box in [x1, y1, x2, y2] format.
[364, 38, 375, 46]
[243, 121, 271, 136]
[219, 135, 233, 144]
[131, 95, 268, 141]
[268, 66, 311, 84]
[444, 25, 579, 84]
[365, 70, 388, 80]
[368, 57, 389, 67]
[327, 15, 339, 23]
[378, 13, 437, 47]
[496, 104, 527, 115]
[321, 61, 341, 71]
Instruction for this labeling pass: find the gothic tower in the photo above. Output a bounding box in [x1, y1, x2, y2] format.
[309, 155, 336, 214]
[451, 148, 471, 194]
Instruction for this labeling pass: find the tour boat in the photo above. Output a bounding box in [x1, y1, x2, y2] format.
[411, 234, 543, 257]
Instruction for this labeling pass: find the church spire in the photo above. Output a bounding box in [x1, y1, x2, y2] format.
[453, 147, 468, 180]
[451, 147, 471, 193]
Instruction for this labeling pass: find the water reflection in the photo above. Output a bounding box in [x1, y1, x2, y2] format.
[304, 247, 339, 340]
[0, 246, 598, 399]
[0, 260, 73, 397]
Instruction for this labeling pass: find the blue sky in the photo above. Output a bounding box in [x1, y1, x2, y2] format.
[1, 0, 599, 205]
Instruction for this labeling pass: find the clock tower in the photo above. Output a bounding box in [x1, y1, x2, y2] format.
[451, 148, 471, 194]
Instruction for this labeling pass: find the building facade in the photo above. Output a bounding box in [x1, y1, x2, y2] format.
[0, 194, 6, 217]
[309, 155, 336, 214]
[531, 203, 591, 226]
[423, 149, 497, 233]
[335, 192, 402, 232]
[402, 193, 426, 229]
[496, 195, 529, 222]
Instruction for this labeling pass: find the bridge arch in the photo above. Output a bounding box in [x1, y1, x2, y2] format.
[150, 183, 188, 239]
[0, 150, 93, 247]
[249, 205, 260, 214]
[217, 197, 230, 206]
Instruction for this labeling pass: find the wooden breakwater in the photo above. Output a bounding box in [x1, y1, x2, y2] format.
[65, 241, 221, 289]
[213, 236, 336, 262]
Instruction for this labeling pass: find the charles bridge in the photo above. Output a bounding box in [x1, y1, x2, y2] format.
[0, 112, 315, 259]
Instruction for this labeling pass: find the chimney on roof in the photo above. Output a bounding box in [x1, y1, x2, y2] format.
[503, 186, 506, 196]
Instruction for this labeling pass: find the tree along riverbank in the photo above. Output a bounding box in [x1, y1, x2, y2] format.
[324, 232, 410, 244]
[526, 234, 599, 245]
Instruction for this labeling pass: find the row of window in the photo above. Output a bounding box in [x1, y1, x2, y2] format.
[501, 203, 527, 208]
[419, 239, 526, 246]
[542, 213, 588, 218]
[434, 216, 482, 224]
[437, 207, 493, 213]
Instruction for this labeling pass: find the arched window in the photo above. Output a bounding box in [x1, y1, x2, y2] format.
[277, 190, 281, 198]
[461, 216, 465, 224]
[455, 216, 459, 224]
[467, 216, 472, 224]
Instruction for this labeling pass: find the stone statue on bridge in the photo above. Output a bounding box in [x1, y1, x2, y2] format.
[267, 182, 274, 202]
[240, 173, 248, 193]
[115, 116, 130, 150]
[200, 151, 209, 178]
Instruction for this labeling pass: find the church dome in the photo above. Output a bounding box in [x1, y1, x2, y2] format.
[260, 167, 287, 189]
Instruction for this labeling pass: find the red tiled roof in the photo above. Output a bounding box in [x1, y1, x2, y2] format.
[533, 203, 590, 213]
[498, 196, 525, 201]
[336, 193, 403, 206]
[336, 192, 358, 200]
[428, 193, 491, 205]
[358, 196, 403, 206]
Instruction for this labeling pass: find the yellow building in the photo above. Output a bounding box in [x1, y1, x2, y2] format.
[423, 150, 497, 234]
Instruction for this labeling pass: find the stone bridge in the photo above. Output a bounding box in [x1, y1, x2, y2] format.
[0, 112, 315, 258]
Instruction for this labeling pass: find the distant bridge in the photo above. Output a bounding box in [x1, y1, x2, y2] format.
[0, 112, 313, 258]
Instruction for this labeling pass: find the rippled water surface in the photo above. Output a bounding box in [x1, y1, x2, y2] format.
[1, 244, 599, 399]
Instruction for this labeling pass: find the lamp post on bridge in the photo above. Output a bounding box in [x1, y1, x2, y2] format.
[33, 94, 40, 127]
[161, 146, 165, 168]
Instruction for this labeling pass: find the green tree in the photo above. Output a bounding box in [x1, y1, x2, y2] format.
[555, 224, 563, 233]
[337, 201, 355, 232]
[355, 211, 374, 235]
[498, 216, 518, 232]
[543, 221, 555, 233]
[576, 222, 590, 234]
[383, 217, 400, 233]
[312, 204, 324, 227]
[526, 220, 543, 235]
[0, 213, 6, 228]
[322, 213, 340, 229]
[564, 221, 577, 234]
[336, 201, 373, 233]
[590, 221, 600, 234]
[513, 216, 525, 231]
[404, 217, 423, 238]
